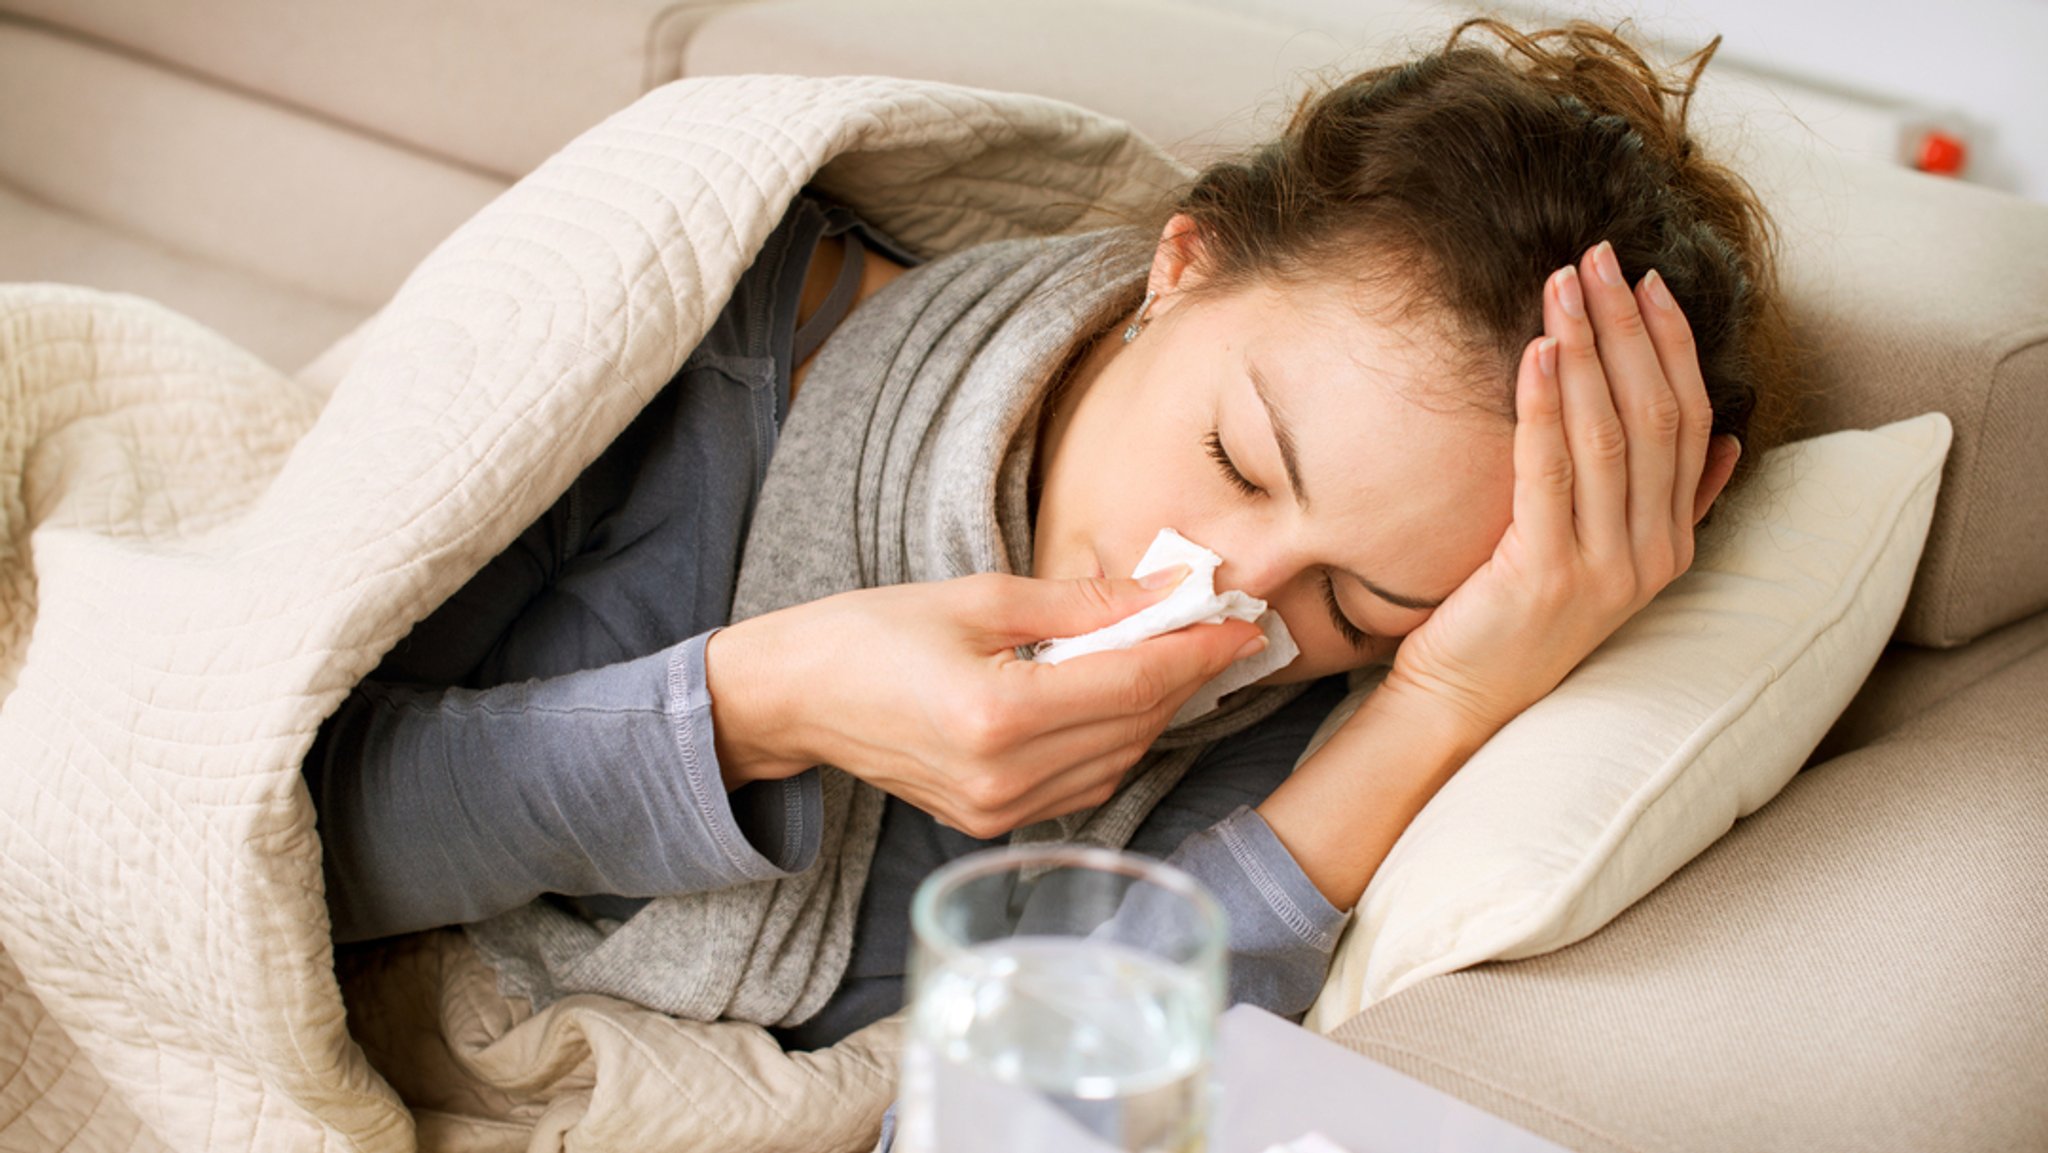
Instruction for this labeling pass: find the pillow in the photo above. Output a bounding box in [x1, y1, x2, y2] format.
[1302, 412, 1954, 1030]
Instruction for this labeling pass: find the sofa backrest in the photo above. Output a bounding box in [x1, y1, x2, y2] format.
[690, 0, 2048, 648]
[0, 0, 724, 181]
[0, 14, 506, 363]
[7, 0, 2042, 643]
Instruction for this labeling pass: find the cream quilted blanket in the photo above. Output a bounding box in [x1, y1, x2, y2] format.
[0, 75, 1189, 1152]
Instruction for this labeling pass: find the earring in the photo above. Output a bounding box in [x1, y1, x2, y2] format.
[1122, 290, 1157, 343]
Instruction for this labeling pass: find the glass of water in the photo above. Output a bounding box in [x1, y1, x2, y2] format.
[897, 845, 1227, 1153]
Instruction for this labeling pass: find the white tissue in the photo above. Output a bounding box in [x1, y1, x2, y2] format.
[1032, 528, 1299, 725]
[1257, 1134, 1353, 1153]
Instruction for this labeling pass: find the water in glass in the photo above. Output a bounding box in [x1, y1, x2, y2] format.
[902, 935, 1213, 1153]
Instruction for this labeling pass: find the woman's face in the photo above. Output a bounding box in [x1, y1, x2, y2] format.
[1031, 223, 1517, 684]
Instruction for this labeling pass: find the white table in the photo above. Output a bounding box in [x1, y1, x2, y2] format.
[893, 1004, 1574, 1153]
[1212, 1005, 1573, 1153]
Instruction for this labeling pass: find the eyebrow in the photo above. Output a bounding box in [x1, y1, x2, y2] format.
[1248, 360, 1313, 510]
[1246, 359, 1446, 613]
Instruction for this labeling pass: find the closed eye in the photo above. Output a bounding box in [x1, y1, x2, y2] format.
[1322, 571, 1373, 651]
[1204, 428, 1262, 497]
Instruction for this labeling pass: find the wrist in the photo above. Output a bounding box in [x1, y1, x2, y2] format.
[1377, 659, 1521, 749]
[703, 616, 815, 789]
[1368, 668, 1508, 762]
[1256, 677, 1502, 911]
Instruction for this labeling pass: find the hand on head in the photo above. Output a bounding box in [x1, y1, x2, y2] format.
[705, 569, 1264, 838]
[1377, 240, 1741, 738]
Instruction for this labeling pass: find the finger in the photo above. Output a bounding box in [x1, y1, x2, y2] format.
[920, 721, 1151, 837]
[996, 728, 1155, 825]
[1512, 335, 1574, 565]
[1007, 617, 1264, 727]
[976, 567, 1192, 647]
[1580, 242, 1681, 564]
[916, 715, 1143, 835]
[1635, 269, 1712, 532]
[987, 687, 1168, 776]
[981, 621, 1259, 829]
[1546, 262, 1627, 556]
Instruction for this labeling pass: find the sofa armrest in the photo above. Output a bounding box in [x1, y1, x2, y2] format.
[1722, 132, 2048, 647]
[0, 0, 747, 179]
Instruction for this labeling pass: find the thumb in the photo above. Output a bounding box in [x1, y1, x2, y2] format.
[983, 564, 1191, 645]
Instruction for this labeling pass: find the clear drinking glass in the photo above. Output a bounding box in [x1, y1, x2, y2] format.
[897, 845, 1228, 1153]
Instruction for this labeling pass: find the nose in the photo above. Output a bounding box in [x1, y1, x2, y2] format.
[1211, 536, 1304, 603]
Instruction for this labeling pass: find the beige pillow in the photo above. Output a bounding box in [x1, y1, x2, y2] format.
[1303, 412, 1953, 1030]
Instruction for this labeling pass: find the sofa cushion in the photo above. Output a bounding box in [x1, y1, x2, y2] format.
[1323, 638, 2048, 1153]
[1304, 413, 1950, 1026]
[0, 0, 730, 181]
[0, 185, 365, 373]
[0, 18, 503, 366]
[1810, 606, 2048, 765]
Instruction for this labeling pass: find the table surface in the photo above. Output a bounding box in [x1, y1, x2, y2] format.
[898, 1003, 1577, 1153]
[1211, 1005, 1575, 1153]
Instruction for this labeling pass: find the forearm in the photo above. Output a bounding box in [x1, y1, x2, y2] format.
[1255, 680, 1495, 911]
[705, 612, 822, 790]
[308, 633, 819, 942]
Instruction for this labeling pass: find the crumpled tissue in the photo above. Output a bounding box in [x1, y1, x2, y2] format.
[1258, 1135, 1353, 1153]
[1032, 528, 1299, 725]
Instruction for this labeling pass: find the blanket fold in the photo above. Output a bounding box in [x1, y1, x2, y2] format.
[0, 74, 1207, 1152]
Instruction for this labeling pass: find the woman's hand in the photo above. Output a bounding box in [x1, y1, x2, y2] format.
[1380, 240, 1742, 738]
[1258, 240, 1743, 912]
[704, 570, 1266, 838]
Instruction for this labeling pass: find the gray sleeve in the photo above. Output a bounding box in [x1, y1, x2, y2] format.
[1160, 805, 1349, 1017]
[307, 627, 821, 943]
[1116, 675, 1353, 1019]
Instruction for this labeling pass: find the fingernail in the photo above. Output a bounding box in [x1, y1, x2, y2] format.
[1643, 268, 1677, 311]
[1537, 336, 1558, 377]
[1140, 563, 1189, 590]
[1554, 266, 1585, 318]
[1232, 635, 1269, 662]
[1593, 240, 1624, 286]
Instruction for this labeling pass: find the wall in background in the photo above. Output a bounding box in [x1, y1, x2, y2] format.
[1193, 0, 2048, 201]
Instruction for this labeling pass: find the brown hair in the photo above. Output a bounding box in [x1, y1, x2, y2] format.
[1159, 18, 1800, 495]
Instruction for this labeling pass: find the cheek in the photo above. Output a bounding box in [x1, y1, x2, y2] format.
[1247, 589, 1383, 684]
[1086, 412, 1219, 569]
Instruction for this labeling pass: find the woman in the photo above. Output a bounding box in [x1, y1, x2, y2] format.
[307, 19, 1793, 1050]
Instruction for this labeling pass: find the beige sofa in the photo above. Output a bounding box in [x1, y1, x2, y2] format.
[4, 1, 2043, 1150]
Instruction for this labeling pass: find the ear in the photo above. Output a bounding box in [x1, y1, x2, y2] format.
[1692, 434, 1742, 525]
[1144, 213, 1208, 318]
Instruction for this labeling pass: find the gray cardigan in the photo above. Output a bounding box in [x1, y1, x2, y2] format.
[304, 193, 1351, 1048]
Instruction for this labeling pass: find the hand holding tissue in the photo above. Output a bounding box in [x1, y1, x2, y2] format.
[1033, 529, 1299, 725]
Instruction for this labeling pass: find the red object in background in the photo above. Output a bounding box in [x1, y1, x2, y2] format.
[1915, 130, 1968, 177]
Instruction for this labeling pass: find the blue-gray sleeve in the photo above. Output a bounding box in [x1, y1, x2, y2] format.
[307, 628, 822, 943]
[1121, 675, 1353, 1020]
[1157, 806, 1348, 1016]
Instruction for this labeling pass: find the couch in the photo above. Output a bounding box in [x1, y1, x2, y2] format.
[2, 1, 2043, 1150]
